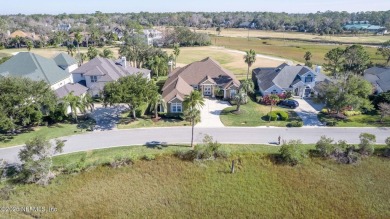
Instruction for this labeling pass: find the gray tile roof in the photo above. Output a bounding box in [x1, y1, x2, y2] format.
[55, 83, 88, 98]
[72, 57, 129, 82]
[0, 52, 71, 86]
[124, 66, 151, 79]
[253, 64, 318, 91]
[53, 53, 77, 69]
[364, 67, 390, 92]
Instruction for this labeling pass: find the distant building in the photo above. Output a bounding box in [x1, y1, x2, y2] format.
[343, 21, 387, 33]
[142, 29, 163, 46]
[58, 24, 71, 32]
[112, 27, 124, 39]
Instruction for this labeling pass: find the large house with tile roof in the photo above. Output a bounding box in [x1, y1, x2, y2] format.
[162, 57, 240, 113]
[72, 57, 151, 97]
[53, 52, 78, 73]
[252, 63, 329, 98]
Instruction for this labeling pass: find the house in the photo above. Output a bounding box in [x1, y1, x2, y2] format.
[72, 57, 151, 97]
[8, 30, 41, 41]
[115, 57, 151, 80]
[0, 52, 73, 90]
[343, 21, 387, 33]
[252, 63, 329, 98]
[53, 52, 78, 73]
[58, 24, 71, 32]
[112, 27, 124, 39]
[162, 57, 240, 113]
[142, 29, 163, 46]
[55, 83, 89, 98]
[238, 21, 256, 29]
[364, 67, 390, 94]
[0, 52, 87, 98]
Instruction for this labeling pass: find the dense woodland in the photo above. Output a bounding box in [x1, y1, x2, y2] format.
[0, 10, 390, 37]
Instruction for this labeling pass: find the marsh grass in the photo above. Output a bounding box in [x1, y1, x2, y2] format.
[1, 143, 389, 218]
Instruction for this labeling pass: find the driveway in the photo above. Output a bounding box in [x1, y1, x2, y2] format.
[91, 103, 128, 131]
[294, 99, 324, 126]
[195, 98, 231, 127]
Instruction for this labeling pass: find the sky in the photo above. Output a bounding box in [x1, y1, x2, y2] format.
[1, 0, 389, 15]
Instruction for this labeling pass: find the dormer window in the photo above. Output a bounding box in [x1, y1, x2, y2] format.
[305, 75, 313, 83]
[91, 76, 98, 83]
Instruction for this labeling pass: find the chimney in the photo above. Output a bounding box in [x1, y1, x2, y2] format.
[121, 56, 126, 67]
[315, 66, 322, 74]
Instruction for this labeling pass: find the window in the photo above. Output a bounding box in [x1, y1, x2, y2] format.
[230, 89, 236, 98]
[171, 102, 182, 113]
[305, 75, 313, 83]
[271, 90, 278, 94]
[91, 76, 98, 83]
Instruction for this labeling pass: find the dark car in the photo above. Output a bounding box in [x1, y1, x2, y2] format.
[278, 100, 299, 109]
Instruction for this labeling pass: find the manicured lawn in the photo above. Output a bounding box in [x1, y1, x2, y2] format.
[211, 36, 386, 68]
[220, 98, 301, 127]
[198, 28, 390, 44]
[0, 123, 81, 148]
[117, 117, 190, 129]
[318, 112, 390, 127]
[2, 144, 390, 218]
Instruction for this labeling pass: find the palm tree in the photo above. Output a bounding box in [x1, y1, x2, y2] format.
[62, 92, 86, 123]
[234, 89, 247, 112]
[268, 94, 280, 122]
[240, 79, 254, 94]
[183, 90, 205, 149]
[150, 93, 166, 119]
[244, 49, 256, 80]
[26, 41, 33, 51]
[74, 31, 83, 66]
[67, 44, 76, 57]
[80, 53, 87, 64]
[173, 43, 180, 69]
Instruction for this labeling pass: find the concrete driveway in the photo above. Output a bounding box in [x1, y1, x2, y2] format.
[91, 103, 128, 131]
[294, 99, 324, 126]
[195, 98, 231, 127]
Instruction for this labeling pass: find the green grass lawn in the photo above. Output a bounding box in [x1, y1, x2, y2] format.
[117, 116, 190, 129]
[212, 36, 387, 67]
[0, 123, 81, 148]
[318, 112, 390, 127]
[220, 98, 301, 127]
[2, 144, 390, 218]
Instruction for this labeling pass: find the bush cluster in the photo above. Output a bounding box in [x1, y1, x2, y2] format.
[343, 110, 362, 117]
[287, 121, 303, 127]
[267, 111, 289, 121]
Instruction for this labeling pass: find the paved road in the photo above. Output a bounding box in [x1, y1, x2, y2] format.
[1, 127, 389, 164]
[196, 98, 230, 127]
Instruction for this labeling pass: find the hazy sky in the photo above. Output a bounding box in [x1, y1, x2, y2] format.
[1, 0, 389, 14]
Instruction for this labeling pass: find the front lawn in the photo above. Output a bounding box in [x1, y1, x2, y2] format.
[318, 111, 390, 127]
[117, 116, 190, 129]
[220, 98, 301, 127]
[0, 123, 81, 148]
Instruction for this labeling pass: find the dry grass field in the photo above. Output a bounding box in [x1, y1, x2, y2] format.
[197, 28, 390, 44]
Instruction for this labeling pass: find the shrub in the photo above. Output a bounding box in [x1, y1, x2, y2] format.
[267, 111, 278, 121]
[278, 111, 289, 121]
[287, 121, 303, 127]
[315, 136, 335, 157]
[358, 133, 376, 156]
[142, 154, 156, 161]
[279, 140, 305, 166]
[320, 108, 329, 114]
[175, 135, 227, 161]
[343, 110, 362, 117]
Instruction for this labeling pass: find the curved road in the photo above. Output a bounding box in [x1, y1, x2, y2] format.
[0, 127, 389, 164]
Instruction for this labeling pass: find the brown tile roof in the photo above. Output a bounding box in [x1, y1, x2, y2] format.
[162, 57, 240, 102]
[9, 30, 41, 41]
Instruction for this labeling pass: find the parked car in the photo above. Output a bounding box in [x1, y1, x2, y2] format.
[146, 141, 168, 147]
[278, 100, 299, 109]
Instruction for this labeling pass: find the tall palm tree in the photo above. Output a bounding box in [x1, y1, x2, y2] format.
[67, 44, 76, 57]
[74, 31, 83, 66]
[183, 90, 205, 149]
[268, 94, 280, 122]
[244, 49, 256, 80]
[173, 43, 180, 69]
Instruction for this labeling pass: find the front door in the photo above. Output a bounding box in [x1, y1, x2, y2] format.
[204, 86, 212, 96]
[304, 87, 311, 97]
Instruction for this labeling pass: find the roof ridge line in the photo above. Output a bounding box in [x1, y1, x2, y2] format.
[31, 53, 51, 84]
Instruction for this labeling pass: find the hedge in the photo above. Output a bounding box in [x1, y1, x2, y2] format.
[267, 110, 289, 121]
[267, 111, 278, 121]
